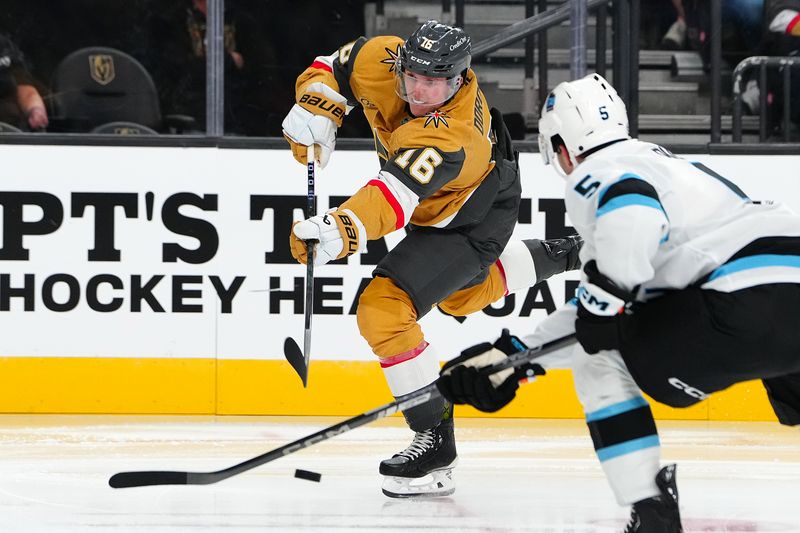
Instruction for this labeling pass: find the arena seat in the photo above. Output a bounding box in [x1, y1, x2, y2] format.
[51, 46, 162, 133]
[90, 121, 158, 135]
[0, 121, 23, 133]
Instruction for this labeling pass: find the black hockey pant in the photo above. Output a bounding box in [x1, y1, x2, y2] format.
[617, 283, 800, 425]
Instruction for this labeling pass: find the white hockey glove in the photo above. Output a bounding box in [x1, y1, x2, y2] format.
[290, 208, 366, 266]
[437, 329, 545, 413]
[282, 82, 347, 168]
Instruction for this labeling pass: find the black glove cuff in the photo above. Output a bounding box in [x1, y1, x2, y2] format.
[582, 260, 635, 303]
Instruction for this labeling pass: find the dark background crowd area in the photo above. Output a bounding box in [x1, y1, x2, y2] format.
[0, 1, 797, 138]
[0, 0, 372, 136]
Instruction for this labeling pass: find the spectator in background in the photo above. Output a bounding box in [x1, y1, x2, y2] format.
[684, 0, 764, 65]
[764, 0, 800, 131]
[0, 32, 48, 131]
[726, 0, 766, 51]
[739, 0, 799, 133]
[662, 0, 688, 49]
[146, 0, 273, 135]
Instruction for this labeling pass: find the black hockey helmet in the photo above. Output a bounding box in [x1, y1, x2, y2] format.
[398, 20, 472, 79]
[395, 21, 471, 107]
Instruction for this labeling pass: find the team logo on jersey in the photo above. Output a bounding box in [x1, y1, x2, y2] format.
[381, 45, 401, 73]
[423, 110, 449, 128]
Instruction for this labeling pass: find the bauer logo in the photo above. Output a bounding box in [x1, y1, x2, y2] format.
[299, 94, 345, 119]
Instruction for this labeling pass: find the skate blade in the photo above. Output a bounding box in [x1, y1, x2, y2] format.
[381, 466, 455, 499]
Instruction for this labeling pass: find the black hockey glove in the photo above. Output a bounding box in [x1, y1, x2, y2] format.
[574, 260, 635, 355]
[437, 329, 545, 413]
[525, 234, 584, 286]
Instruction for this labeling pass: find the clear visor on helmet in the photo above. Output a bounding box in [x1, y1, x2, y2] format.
[537, 132, 552, 167]
[537, 132, 569, 178]
[395, 69, 461, 107]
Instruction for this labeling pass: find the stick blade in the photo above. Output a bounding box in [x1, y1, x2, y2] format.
[284, 337, 308, 387]
[109, 470, 188, 488]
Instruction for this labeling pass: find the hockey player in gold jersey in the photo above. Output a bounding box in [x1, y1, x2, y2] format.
[282, 20, 581, 498]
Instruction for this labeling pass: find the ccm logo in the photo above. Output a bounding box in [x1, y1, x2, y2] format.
[577, 286, 610, 312]
[668, 377, 708, 400]
[299, 94, 344, 119]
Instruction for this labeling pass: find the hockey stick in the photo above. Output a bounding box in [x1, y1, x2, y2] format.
[108, 333, 577, 489]
[284, 145, 317, 388]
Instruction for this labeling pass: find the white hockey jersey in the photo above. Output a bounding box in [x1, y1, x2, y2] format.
[565, 139, 800, 297]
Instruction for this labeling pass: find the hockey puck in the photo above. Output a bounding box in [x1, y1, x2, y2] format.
[294, 469, 321, 482]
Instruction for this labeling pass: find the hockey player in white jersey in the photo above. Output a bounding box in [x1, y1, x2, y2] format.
[437, 73, 800, 533]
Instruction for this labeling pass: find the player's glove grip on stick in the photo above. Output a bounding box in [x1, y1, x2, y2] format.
[282, 82, 347, 168]
[290, 208, 366, 266]
[437, 329, 545, 413]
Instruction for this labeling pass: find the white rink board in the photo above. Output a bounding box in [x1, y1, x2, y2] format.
[0, 144, 798, 361]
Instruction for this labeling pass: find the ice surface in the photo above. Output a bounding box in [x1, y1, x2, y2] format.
[0, 415, 797, 532]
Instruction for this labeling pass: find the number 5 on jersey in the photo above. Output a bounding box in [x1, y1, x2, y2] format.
[394, 148, 444, 184]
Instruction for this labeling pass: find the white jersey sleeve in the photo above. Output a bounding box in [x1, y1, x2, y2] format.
[593, 176, 669, 291]
[563, 139, 800, 296]
[565, 153, 669, 292]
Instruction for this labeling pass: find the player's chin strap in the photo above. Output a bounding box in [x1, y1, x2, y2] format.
[108, 332, 577, 489]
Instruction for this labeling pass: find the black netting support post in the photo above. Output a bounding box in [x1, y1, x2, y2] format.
[525, 0, 535, 79]
[613, 0, 631, 111]
[595, 3, 607, 77]
[759, 62, 768, 142]
[442, 0, 452, 24]
[732, 65, 744, 143]
[783, 65, 792, 142]
[570, 0, 588, 79]
[523, 0, 536, 117]
[538, 0, 549, 112]
[629, 0, 639, 137]
[206, 0, 224, 137]
[710, 0, 722, 143]
[455, 0, 465, 28]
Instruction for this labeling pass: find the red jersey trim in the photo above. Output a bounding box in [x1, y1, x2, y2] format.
[367, 179, 405, 230]
[787, 14, 800, 34]
[495, 259, 510, 297]
[310, 60, 333, 72]
[379, 341, 429, 368]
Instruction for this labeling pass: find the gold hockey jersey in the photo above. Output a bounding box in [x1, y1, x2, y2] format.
[294, 35, 495, 240]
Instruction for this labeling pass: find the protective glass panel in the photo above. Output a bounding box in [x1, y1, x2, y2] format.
[0, 0, 205, 135]
[222, 1, 370, 137]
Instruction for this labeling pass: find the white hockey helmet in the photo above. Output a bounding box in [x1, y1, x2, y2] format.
[538, 73, 629, 176]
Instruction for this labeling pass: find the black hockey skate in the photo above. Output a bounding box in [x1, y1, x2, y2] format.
[623, 464, 683, 533]
[379, 417, 457, 498]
